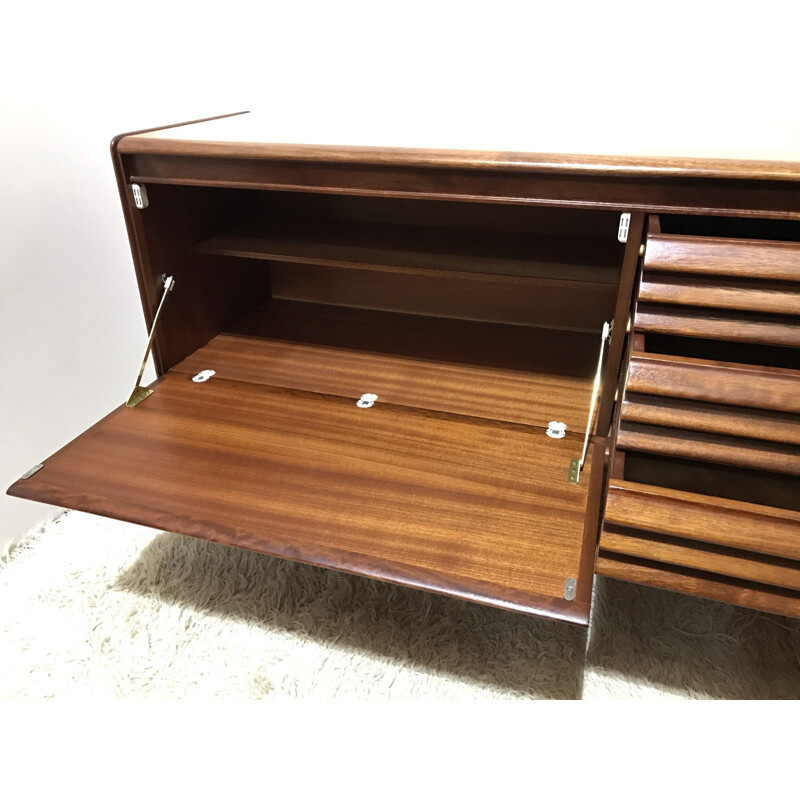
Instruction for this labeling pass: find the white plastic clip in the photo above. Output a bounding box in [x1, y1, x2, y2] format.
[356, 393, 378, 408]
[131, 183, 149, 210]
[546, 422, 567, 439]
[617, 212, 631, 243]
[192, 369, 216, 383]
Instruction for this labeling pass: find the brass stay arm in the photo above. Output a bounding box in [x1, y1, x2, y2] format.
[126, 275, 175, 408]
[569, 320, 612, 483]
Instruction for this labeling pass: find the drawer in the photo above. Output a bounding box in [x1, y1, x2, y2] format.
[600, 226, 800, 617]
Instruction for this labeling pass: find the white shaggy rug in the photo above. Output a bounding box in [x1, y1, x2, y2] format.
[1, 511, 798, 699]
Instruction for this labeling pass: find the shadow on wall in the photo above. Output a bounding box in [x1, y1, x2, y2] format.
[117, 532, 800, 699]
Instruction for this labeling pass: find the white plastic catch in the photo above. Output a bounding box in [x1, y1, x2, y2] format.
[546, 421, 567, 439]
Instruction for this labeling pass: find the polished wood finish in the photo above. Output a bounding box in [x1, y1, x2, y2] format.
[116, 183, 272, 374]
[116, 114, 800, 182]
[604, 226, 800, 618]
[600, 530, 800, 591]
[596, 212, 646, 436]
[604, 480, 800, 560]
[226, 298, 598, 376]
[197, 221, 622, 283]
[8, 373, 593, 624]
[635, 304, 800, 348]
[616, 424, 800, 475]
[596, 554, 800, 618]
[121, 152, 800, 220]
[268, 262, 614, 331]
[621, 394, 800, 446]
[12, 116, 800, 628]
[626, 353, 800, 413]
[172, 317, 595, 431]
[638, 274, 800, 316]
[644, 234, 800, 281]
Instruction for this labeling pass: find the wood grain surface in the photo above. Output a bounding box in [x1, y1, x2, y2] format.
[635, 304, 800, 347]
[626, 353, 800, 413]
[600, 530, 800, 591]
[596, 212, 646, 435]
[121, 152, 800, 220]
[644, 235, 800, 281]
[616, 423, 800, 475]
[268, 262, 615, 331]
[227, 299, 599, 376]
[595, 553, 800, 618]
[115, 114, 800, 182]
[172, 331, 595, 430]
[604, 480, 800, 560]
[8, 373, 594, 624]
[197, 220, 623, 283]
[621, 394, 800, 446]
[638, 274, 800, 316]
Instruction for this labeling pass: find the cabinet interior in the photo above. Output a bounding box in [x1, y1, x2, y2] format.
[8, 181, 630, 623]
[138, 184, 627, 432]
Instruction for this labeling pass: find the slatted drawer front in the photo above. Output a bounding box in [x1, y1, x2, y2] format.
[599, 230, 800, 618]
[637, 234, 800, 348]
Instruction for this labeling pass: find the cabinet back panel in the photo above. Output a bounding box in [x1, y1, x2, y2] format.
[269, 262, 616, 331]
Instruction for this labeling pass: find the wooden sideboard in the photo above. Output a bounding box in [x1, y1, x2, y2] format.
[8, 112, 800, 623]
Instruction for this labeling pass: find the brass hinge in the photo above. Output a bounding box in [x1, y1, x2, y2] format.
[126, 275, 175, 408]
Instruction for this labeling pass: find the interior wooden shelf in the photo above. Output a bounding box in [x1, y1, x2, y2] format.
[10, 372, 594, 623]
[196, 219, 623, 283]
[172, 300, 598, 430]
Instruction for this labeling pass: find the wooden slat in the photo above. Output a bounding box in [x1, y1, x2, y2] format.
[596, 553, 800, 619]
[600, 530, 800, 591]
[617, 423, 800, 475]
[638, 274, 800, 316]
[604, 480, 800, 560]
[8, 373, 595, 624]
[172, 331, 594, 431]
[621, 394, 800, 446]
[644, 234, 800, 282]
[626, 353, 800, 414]
[635, 303, 800, 347]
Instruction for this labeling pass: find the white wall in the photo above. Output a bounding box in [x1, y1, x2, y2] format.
[2, 1, 798, 548]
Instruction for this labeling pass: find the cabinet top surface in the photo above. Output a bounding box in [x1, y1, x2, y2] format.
[115, 111, 800, 181]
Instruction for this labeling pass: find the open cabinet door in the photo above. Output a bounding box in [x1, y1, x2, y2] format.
[9, 122, 645, 627]
[8, 364, 603, 624]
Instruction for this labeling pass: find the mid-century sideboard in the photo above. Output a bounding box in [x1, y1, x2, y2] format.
[9, 112, 800, 624]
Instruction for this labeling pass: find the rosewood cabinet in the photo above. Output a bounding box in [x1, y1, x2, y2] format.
[9, 113, 800, 623]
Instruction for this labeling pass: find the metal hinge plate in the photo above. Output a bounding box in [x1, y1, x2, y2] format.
[568, 458, 580, 484]
[20, 464, 44, 480]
